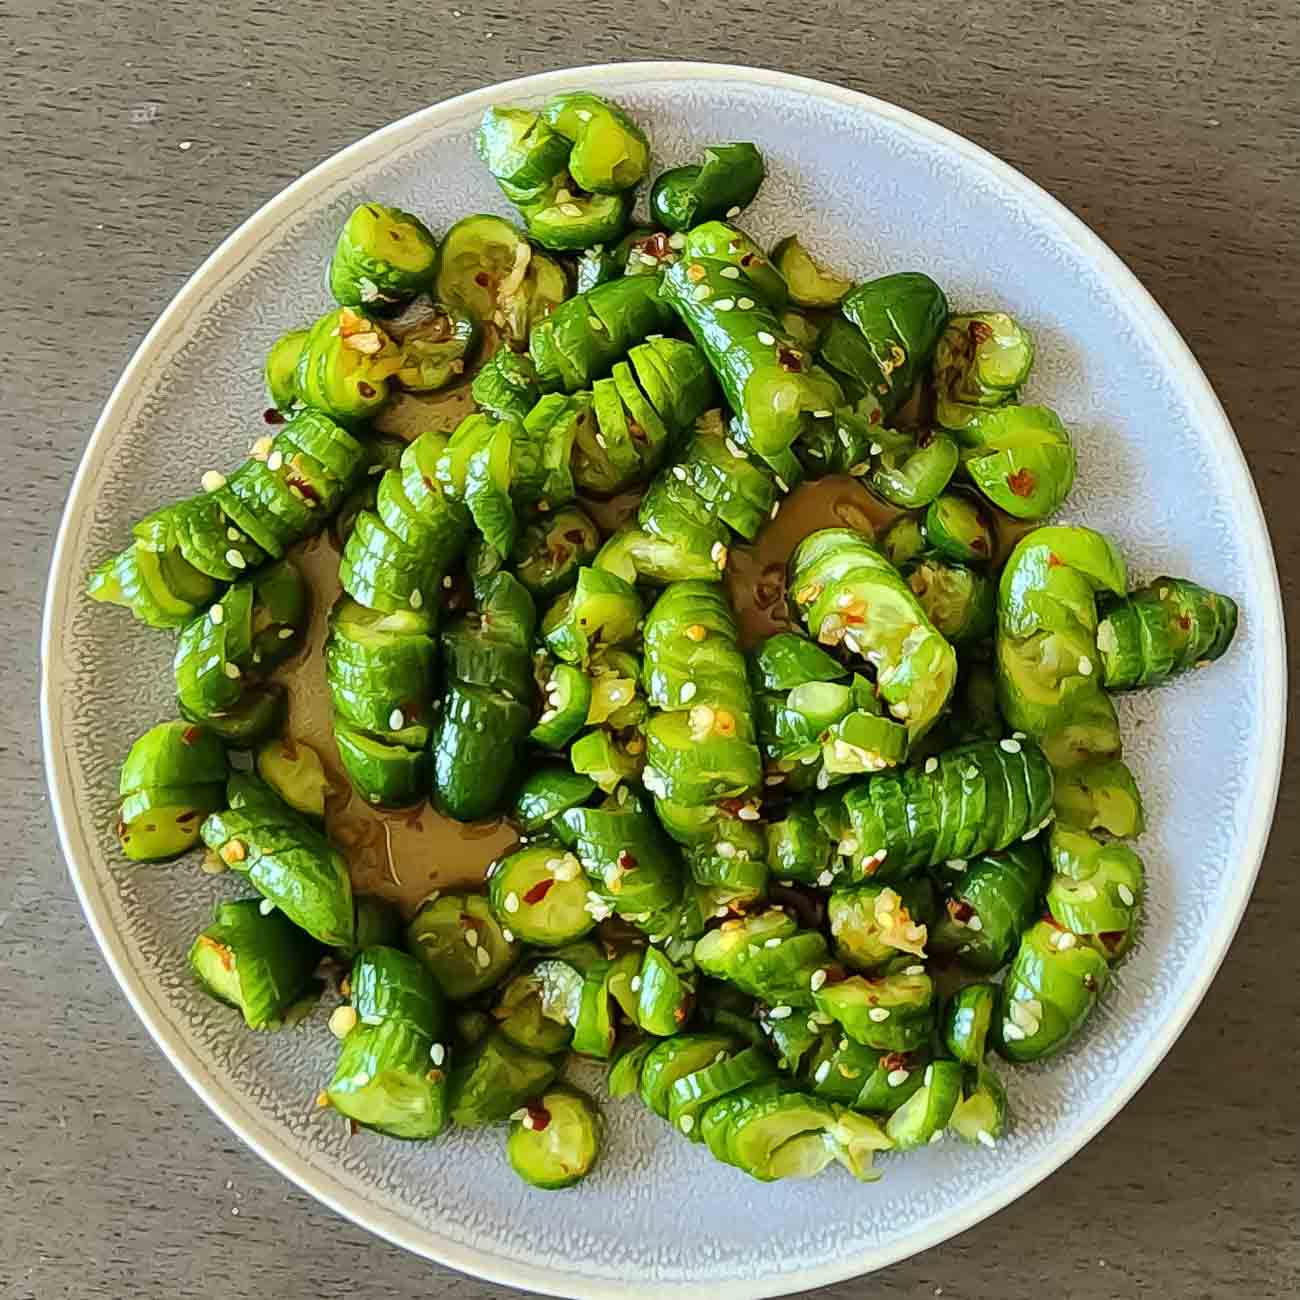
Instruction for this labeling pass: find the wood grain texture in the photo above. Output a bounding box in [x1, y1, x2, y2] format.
[4, 0, 1297, 1295]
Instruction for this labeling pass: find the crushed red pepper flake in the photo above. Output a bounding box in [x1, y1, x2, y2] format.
[1007, 467, 1037, 497]
[523, 877, 556, 906]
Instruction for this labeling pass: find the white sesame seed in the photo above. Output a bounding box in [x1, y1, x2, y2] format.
[977, 1129, 997, 1149]
[409, 589, 423, 609]
[814, 1060, 831, 1084]
[504, 893, 519, 913]
[724, 437, 748, 459]
[258, 897, 274, 915]
[464, 929, 478, 948]
[869, 442, 883, 456]
[904, 964, 926, 976]
[716, 840, 736, 859]
[426, 1042, 445, 1068]
[817, 869, 834, 887]
[1055, 931, 1077, 950]
[768, 1005, 793, 1020]
[1002, 1021, 1026, 1041]
[764, 937, 782, 949]
[811, 969, 828, 992]
[223, 662, 241, 679]
[719, 266, 741, 279]
[385, 707, 404, 731]
[225, 548, 247, 570]
[208, 604, 225, 625]
[201, 470, 227, 493]
[630, 975, 642, 992]
[476, 946, 491, 968]
[227, 528, 242, 542]
[711, 541, 728, 566]
[713, 297, 736, 312]
[672, 465, 688, 480]
[1117, 883, 1136, 906]
[266, 450, 284, 472]
[510, 1108, 529, 1122]
[812, 409, 833, 419]
[737, 296, 755, 310]
[756, 330, 776, 345]
[923, 1064, 934, 1087]
[443, 575, 454, 588]
[276, 626, 295, 641]
[924, 757, 938, 774]
[770, 501, 781, 520]
[668, 232, 686, 250]
[868, 1007, 890, 1022]
[738, 804, 760, 822]
[521, 1115, 535, 1130]
[502, 929, 514, 943]
[1000, 738, 1022, 753]
[725, 205, 742, 218]
[887, 1068, 911, 1087]
[679, 1114, 695, 1134]
[680, 682, 697, 703]
[595, 432, 607, 449]
[693, 284, 712, 301]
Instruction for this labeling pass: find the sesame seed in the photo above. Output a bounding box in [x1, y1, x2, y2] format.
[209, 604, 225, 625]
[737, 296, 755, 310]
[693, 284, 712, 301]
[711, 541, 728, 567]
[672, 465, 688, 480]
[738, 804, 760, 821]
[967, 915, 984, 932]
[756, 330, 776, 345]
[442, 575, 454, 589]
[924, 757, 938, 774]
[868, 1007, 890, 1022]
[258, 897, 274, 915]
[504, 892, 519, 913]
[223, 662, 241, 679]
[716, 840, 736, 859]
[811, 969, 828, 991]
[768, 1005, 793, 1019]
[595, 432, 607, 449]
[266, 450, 284, 472]
[201, 470, 227, 493]
[770, 501, 781, 520]
[1002, 1021, 1026, 1041]
[388, 708, 404, 730]
[630, 975, 642, 992]
[464, 929, 478, 948]
[679, 1114, 695, 1134]
[329, 1005, 357, 1038]
[904, 965, 926, 975]
[427, 1042, 446, 1068]
[476, 946, 491, 968]
[764, 937, 782, 949]
[814, 1060, 831, 1084]
[923, 1064, 934, 1087]
[1117, 883, 1136, 906]
[887, 1068, 910, 1087]
[713, 297, 736, 311]
[977, 1129, 997, 1149]
[1055, 931, 1077, 950]
[719, 266, 741, 280]
[409, 589, 423, 609]
[817, 869, 834, 887]
[225, 548, 247, 570]
[724, 437, 748, 459]
[227, 528, 242, 542]
[502, 929, 514, 943]
[510, 1108, 529, 1122]
[680, 682, 697, 703]
[1000, 738, 1022, 753]
[725, 205, 742, 218]
[668, 233, 686, 250]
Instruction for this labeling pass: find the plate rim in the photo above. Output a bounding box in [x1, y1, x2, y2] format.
[40, 60, 1287, 1299]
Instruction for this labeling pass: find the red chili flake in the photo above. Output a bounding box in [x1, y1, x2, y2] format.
[526, 1104, 552, 1131]
[263, 407, 286, 425]
[777, 345, 804, 372]
[968, 319, 994, 344]
[716, 798, 746, 818]
[869, 407, 882, 424]
[1047, 552, 1063, 569]
[1042, 911, 1066, 930]
[357, 381, 377, 399]
[423, 475, 437, 491]
[949, 899, 975, 924]
[1006, 467, 1037, 498]
[1178, 614, 1192, 631]
[971, 536, 990, 554]
[181, 725, 202, 746]
[523, 878, 556, 906]
[880, 1052, 911, 1072]
[474, 271, 491, 287]
[286, 474, 322, 505]
[564, 529, 587, 545]
[175, 810, 201, 824]
[740, 252, 756, 266]
[617, 850, 638, 870]
[115, 819, 128, 838]
[638, 232, 671, 259]
[917, 429, 934, 449]
[823, 963, 849, 986]
[457, 913, 481, 931]
[628, 421, 647, 442]
[1097, 931, 1126, 954]
[1082, 973, 1099, 992]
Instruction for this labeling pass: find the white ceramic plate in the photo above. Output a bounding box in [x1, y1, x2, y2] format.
[42, 62, 1285, 1298]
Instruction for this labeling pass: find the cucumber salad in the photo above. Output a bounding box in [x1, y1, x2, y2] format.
[88, 91, 1239, 1190]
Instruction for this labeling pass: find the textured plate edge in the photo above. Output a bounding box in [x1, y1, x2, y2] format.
[38, 60, 1287, 1300]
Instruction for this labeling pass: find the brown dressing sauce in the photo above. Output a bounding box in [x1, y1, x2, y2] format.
[280, 376, 1034, 913]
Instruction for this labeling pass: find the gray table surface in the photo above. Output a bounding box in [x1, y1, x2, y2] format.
[5, 2, 1297, 1297]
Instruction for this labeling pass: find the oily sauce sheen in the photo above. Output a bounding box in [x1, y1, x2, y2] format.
[277, 381, 1023, 915]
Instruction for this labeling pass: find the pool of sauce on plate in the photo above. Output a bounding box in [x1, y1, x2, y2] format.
[278, 378, 1035, 914]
